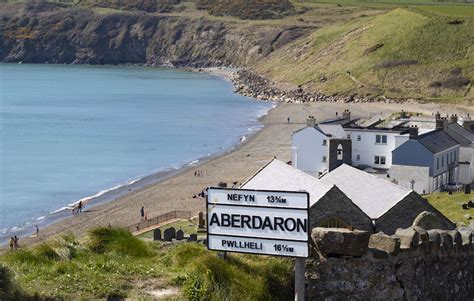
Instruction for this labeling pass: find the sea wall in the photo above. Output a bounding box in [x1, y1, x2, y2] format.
[307, 227, 474, 300]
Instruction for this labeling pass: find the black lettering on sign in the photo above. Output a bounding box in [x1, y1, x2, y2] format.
[209, 213, 307, 233]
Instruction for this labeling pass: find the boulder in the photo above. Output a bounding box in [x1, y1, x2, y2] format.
[311, 227, 370, 257]
[394, 228, 420, 249]
[368, 232, 400, 255]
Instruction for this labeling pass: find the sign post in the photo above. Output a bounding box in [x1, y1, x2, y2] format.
[206, 188, 310, 298]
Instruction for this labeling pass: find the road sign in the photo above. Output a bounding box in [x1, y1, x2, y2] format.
[207, 187, 310, 258]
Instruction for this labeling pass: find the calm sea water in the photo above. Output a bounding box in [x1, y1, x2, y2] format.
[0, 64, 271, 237]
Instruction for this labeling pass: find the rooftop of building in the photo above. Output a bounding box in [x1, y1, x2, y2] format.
[319, 164, 412, 219]
[241, 159, 333, 207]
[416, 129, 459, 154]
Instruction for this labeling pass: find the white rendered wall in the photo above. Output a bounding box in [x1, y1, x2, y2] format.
[390, 165, 431, 194]
[459, 147, 474, 184]
[292, 127, 328, 177]
[348, 131, 400, 169]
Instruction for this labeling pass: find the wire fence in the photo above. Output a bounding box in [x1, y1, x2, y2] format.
[126, 210, 192, 233]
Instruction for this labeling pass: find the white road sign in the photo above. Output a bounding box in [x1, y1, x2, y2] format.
[207, 188, 310, 258]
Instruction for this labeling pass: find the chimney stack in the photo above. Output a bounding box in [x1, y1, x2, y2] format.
[342, 109, 351, 120]
[307, 116, 316, 127]
[449, 114, 458, 124]
[464, 114, 473, 131]
[436, 114, 446, 130]
[409, 126, 419, 140]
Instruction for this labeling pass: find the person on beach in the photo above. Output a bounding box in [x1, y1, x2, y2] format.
[13, 236, 19, 250]
[140, 206, 145, 219]
[9, 237, 14, 250]
[78, 200, 83, 213]
[287, 117, 290, 124]
[35, 225, 39, 237]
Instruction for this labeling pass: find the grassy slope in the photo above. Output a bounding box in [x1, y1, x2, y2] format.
[256, 6, 474, 103]
[0, 228, 293, 300]
[426, 191, 474, 226]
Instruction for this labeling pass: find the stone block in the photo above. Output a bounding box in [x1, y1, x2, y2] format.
[368, 247, 389, 259]
[153, 229, 161, 241]
[459, 229, 473, 246]
[311, 227, 370, 257]
[439, 231, 453, 253]
[427, 230, 441, 254]
[368, 232, 400, 255]
[449, 230, 463, 251]
[394, 228, 419, 249]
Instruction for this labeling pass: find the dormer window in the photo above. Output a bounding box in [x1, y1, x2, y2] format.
[322, 139, 327, 146]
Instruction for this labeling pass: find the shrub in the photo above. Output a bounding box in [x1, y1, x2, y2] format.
[87, 227, 152, 257]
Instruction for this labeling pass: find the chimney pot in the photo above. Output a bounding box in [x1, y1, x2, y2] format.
[409, 126, 419, 140]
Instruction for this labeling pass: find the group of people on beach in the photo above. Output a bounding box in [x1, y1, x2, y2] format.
[194, 169, 207, 177]
[9, 236, 19, 250]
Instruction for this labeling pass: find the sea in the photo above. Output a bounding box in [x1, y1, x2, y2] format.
[0, 64, 272, 243]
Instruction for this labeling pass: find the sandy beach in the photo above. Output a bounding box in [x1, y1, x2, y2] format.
[9, 96, 473, 249]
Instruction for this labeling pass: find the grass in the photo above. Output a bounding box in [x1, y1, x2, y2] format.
[425, 191, 474, 226]
[256, 7, 474, 103]
[415, 5, 474, 17]
[0, 227, 293, 300]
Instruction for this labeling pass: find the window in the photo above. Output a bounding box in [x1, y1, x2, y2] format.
[356, 155, 360, 161]
[437, 158, 440, 169]
[446, 154, 449, 165]
[375, 135, 388, 144]
[322, 156, 327, 162]
[442, 156, 444, 167]
[374, 156, 380, 164]
[322, 139, 327, 146]
[380, 156, 386, 165]
[357, 135, 361, 141]
[347, 134, 351, 139]
[450, 152, 453, 163]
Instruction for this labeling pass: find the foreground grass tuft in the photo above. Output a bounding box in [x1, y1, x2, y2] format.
[1, 228, 293, 300]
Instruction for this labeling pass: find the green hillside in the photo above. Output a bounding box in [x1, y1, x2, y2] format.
[256, 7, 474, 103]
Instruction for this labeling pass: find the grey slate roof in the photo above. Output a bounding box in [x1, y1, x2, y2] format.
[418, 129, 459, 154]
[320, 164, 411, 219]
[444, 123, 474, 146]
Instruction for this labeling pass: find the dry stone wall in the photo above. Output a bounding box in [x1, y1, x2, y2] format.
[307, 227, 474, 300]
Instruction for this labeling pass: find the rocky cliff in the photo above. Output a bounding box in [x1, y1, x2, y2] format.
[0, 2, 310, 67]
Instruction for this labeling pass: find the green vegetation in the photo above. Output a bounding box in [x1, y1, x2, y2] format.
[0, 227, 293, 300]
[426, 191, 474, 226]
[257, 7, 473, 103]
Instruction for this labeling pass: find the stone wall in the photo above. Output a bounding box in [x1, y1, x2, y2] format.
[376, 192, 455, 234]
[310, 187, 373, 233]
[306, 227, 474, 300]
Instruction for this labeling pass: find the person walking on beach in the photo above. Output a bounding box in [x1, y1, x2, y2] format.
[287, 117, 290, 124]
[78, 200, 83, 213]
[140, 206, 145, 220]
[36, 225, 39, 237]
[9, 237, 14, 250]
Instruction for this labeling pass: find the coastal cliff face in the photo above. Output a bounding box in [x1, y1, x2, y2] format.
[0, 3, 309, 67]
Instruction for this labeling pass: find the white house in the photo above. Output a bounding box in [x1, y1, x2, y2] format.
[345, 126, 410, 170]
[292, 116, 353, 176]
[291, 117, 330, 177]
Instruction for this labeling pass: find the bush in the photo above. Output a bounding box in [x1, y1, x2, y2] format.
[87, 227, 152, 257]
